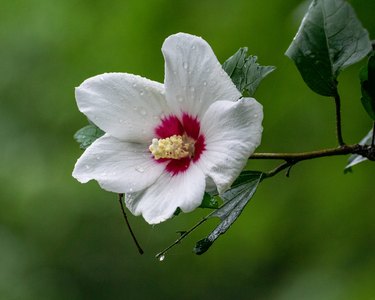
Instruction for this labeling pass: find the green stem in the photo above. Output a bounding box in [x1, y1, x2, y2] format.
[334, 93, 345, 146]
[372, 122, 375, 148]
[155, 215, 212, 260]
[118, 194, 144, 255]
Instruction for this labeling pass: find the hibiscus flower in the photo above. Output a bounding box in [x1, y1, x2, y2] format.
[72, 33, 263, 224]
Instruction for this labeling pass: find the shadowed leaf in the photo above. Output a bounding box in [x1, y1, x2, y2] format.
[286, 0, 371, 96]
[360, 51, 375, 120]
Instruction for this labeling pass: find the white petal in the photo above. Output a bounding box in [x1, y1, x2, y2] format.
[162, 33, 241, 119]
[125, 164, 206, 224]
[197, 98, 263, 194]
[75, 73, 170, 143]
[72, 134, 165, 193]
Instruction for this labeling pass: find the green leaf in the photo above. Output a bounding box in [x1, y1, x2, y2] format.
[222, 48, 275, 97]
[360, 52, 375, 120]
[285, 0, 372, 96]
[344, 129, 373, 172]
[74, 124, 104, 150]
[199, 193, 220, 209]
[194, 171, 263, 255]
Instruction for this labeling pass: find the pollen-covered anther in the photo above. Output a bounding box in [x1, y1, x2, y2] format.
[149, 135, 195, 160]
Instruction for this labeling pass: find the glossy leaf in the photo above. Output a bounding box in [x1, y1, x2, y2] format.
[74, 124, 104, 150]
[360, 52, 375, 120]
[345, 129, 373, 172]
[222, 48, 275, 96]
[194, 171, 263, 255]
[285, 0, 372, 96]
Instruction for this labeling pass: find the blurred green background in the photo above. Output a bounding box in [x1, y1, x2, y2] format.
[1, 0, 374, 299]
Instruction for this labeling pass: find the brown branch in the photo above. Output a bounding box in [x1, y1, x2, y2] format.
[249, 144, 373, 178]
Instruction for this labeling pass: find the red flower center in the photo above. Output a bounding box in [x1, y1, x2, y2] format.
[152, 113, 206, 175]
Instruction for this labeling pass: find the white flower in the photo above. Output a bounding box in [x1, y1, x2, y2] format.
[72, 33, 263, 224]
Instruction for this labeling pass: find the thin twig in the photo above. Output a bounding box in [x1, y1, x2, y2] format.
[372, 122, 375, 148]
[155, 213, 215, 260]
[264, 161, 293, 178]
[118, 194, 144, 255]
[334, 93, 345, 146]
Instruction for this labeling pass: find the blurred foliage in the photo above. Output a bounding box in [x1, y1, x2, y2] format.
[0, 0, 374, 299]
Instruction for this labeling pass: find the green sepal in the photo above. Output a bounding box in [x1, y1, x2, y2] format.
[199, 193, 220, 209]
[173, 207, 182, 216]
[74, 124, 104, 150]
[285, 0, 372, 96]
[222, 48, 275, 97]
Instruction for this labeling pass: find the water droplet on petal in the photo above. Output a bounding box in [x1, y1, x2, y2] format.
[177, 96, 184, 102]
[129, 188, 133, 192]
[183, 62, 188, 69]
[85, 165, 90, 169]
[139, 90, 144, 96]
[140, 108, 147, 116]
[132, 82, 137, 88]
[135, 166, 145, 173]
[133, 106, 138, 111]
[189, 86, 195, 92]
[96, 156, 101, 160]
[158, 254, 165, 261]
[119, 119, 124, 124]
[203, 81, 207, 86]
[191, 45, 196, 50]
[254, 114, 258, 118]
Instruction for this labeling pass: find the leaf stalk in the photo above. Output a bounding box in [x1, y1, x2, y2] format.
[118, 194, 144, 255]
[334, 93, 345, 146]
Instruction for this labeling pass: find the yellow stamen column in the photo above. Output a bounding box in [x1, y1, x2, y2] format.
[149, 135, 195, 160]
